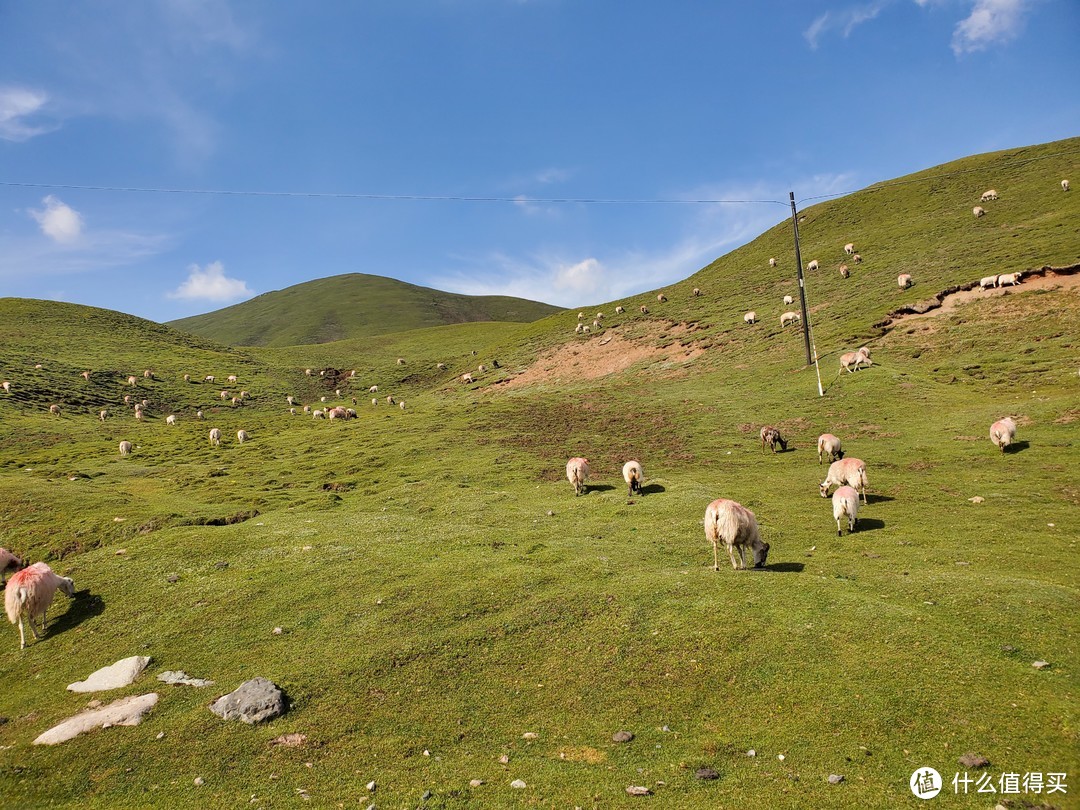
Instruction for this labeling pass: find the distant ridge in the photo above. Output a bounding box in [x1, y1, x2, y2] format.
[167, 273, 562, 347]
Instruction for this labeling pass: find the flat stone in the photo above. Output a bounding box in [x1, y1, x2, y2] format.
[510, 779, 527, 789]
[209, 678, 287, 724]
[522, 732, 538, 739]
[1032, 660, 1050, 670]
[626, 785, 652, 796]
[958, 753, 990, 769]
[469, 779, 484, 787]
[695, 767, 719, 780]
[612, 731, 635, 743]
[68, 656, 151, 693]
[828, 774, 845, 784]
[158, 670, 215, 688]
[34, 693, 159, 745]
[269, 733, 308, 748]
[968, 496, 984, 503]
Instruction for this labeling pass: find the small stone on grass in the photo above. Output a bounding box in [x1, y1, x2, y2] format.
[510, 779, 527, 789]
[958, 753, 990, 769]
[626, 785, 652, 796]
[695, 767, 719, 780]
[1032, 660, 1050, 670]
[612, 731, 634, 743]
[828, 774, 845, 784]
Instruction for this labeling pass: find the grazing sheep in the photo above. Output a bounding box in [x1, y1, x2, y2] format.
[852, 253, 862, 264]
[286, 395, 295, 406]
[820, 457, 868, 504]
[397, 401, 405, 411]
[973, 205, 986, 217]
[209, 428, 222, 447]
[143, 370, 153, 379]
[304, 369, 312, 376]
[220, 390, 229, 400]
[369, 385, 378, 393]
[844, 243, 855, 255]
[582, 325, 591, 334]
[165, 414, 176, 426]
[839, 350, 872, 373]
[1063, 179, 1070, 192]
[780, 311, 801, 327]
[478, 364, 487, 373]
[127, 376, 138, 386]
[807, 260, 819, 271]
[386, 395, 395, 405]
[289, 408, 296, 415]
[397, 358, 405, 365]
[703, 499, 769, 571]
[595, 312, 605, 319]
[0, 549, 21, 585]
[578, 312, 585, 320]
[134, 408, 144, 421]
[769, 257, 777, 267]
[205, 375, 215, 383]
[141, 399, 149, 408]
[990, 417, 1017, 453]
[657, 293, 667, 303]
[320, 396, 328, 403]
[237, 430, 249, 444]
[839, 264, 850, 278]
[817, 434, 844, 465]
[980, 189, 998, 202]
[693, 287, 702, 296]
[760, 426, 787, 454]
[302, 405, 311, 413]
[34, 363, 42, 369]
[640, 305, 649, 314]
[615, 306, 625, 314]
[99, 410, 107, 422]
[49, 404, 61, 417]
[371, 398, 378, 406]
[119, 440, 132, 457]
[575, 323, 584, 334]
[897, 273, 913, 289]
[461, 373, 474, 384]
[328, 406, 348, 420]
[979, 275, 999, 289]
[123, 395, 132, 404]
[744, 311, 757, 325]
[196, 410, 203, 420]
[81, 370, 91, 381]
[312, 409, 325, 419]
[227, 374, 238, 383]
[436, 363, 447, 370]
[783, 294, 794, 305]
[183, 374, 191, 383]
[5, 562, 75, 649]
[997, 271, 1022, 286]
[566, 457, 590, 497]
[347, 408, 357, 418]
[239, 391, 249, 400]
[1, 381, 9, 393]
[592, 320, 601, 329]
[622, 460, 644, 497]
[832, 486, 860, 536]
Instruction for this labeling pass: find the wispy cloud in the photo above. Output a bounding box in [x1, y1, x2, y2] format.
[804, 1, 892, 49]
[168, 261, 253, 302]
[0, 87, 57, 141]
[951, 0, 1031, 54]
[28, 196, 84, 244]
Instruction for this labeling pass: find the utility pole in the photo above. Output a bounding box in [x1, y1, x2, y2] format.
[789, 191, 813, 366]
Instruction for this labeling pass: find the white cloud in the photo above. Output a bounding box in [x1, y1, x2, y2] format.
[29, 196, 84, 244]
[804, 1, 892, 49]
[951, 0, 1030, 54]
[168, 261, 253, 302]
[0, 87, 56, 141]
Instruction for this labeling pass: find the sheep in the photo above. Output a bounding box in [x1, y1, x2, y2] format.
[897, 273, 913, 289]
[582, 325, 591, 334]
[979, 275, 999, 289]
[227, 374, 238, 383]
[304, 368, 313, 376]
[640, 305, 649, 314]
[839, 264, 850, 278]
[760, 426, 787, 453]
[386, 395, 396, 405]
[237, 430, 249, 444]
[436, 363, 447, 370]
[980, 189, 998, 202]
[839, 350, 872, 373]
[34, 363, 42, 369]
[320, 396, 327, 403]
[398, 401, 406, 410]
[783, 294, 794, 305]
[844, 243, 855, 255]
[820, 457, 868, 504]
[347, 408, 357, 418]
[99, 410, 107, 422]
[973, 205, 986, 217]
[566, 457, 590, 496]
[1063, 179, 1070, 192]
[134, 408, 144, 421]
[575, 323, 584, 334]
[371, 398, 378, 406]
[780, 311, 801, 327]
[397, 358, 405, 365]
[592, 320, 600, 329]
[350, 370, 357, 377]
[5, 562, 75, 649]
[166, 414, 176, 426]
[49, 404, 61, 417]
[369, 385, 378, 393]
[183, 374, 191, 383]
[478, 364, 487, 373]
[239, 390, 249, 400]
[615, 305, 625, 314]
[744, 311, 757, 325]
[143, 369, 153, 379]
[289, 408, 296, 415]
[693, 287, 702, 296]
[119, 440, 132, 457]
[0, 548, 21, 585]
[205, 375, 215, 383]
[596, 312, 605, 319]
[997, 271, 1022, 287]
[1, 381, 9, 393]
[852, 253, 862, 264]
[124, 395, 133, 404]
[577, 312, 585, 320]
[302, 405, 311, 413]
[80, 370, 91, 381]
[807, 260, 819, 271]
[657, 293, 667, 303]
[328, 406, 348, 420]
[768, 257, 777, 267]
[703, 498, 769, 571]
[196, 410, 203, 419]
[817, 434, 844, 465]
[312, 409, 325, 419]
[286, 395, 295, 406]
[461, 373, 474, 384]
[990, 417, 1017, 453]
[127, 375, 138, 386]
[832, 486, 860, 536]
[209, 428, 222, 447]
[141, 399, 149, 408]
[622, 460, 644, 497]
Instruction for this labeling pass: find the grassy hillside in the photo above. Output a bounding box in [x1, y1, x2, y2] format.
[0, 140, 1077, 809]
[167, 273, 562, 347]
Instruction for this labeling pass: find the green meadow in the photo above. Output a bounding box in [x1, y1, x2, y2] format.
[0, 138, 1077, 808]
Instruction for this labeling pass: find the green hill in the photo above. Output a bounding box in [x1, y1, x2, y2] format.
[166, 272, 563, 347]
[0, 139, 1077, 809]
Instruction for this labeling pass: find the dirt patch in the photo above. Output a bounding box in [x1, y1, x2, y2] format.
[499, 323, 705, 390]
[558, 746, 607, 764]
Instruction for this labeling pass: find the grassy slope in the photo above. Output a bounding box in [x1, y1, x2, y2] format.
[0, 140, 1077, 809]
[166, 273, 563, 348]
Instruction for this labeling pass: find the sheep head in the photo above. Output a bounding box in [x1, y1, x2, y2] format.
[753, 542, 770, 568]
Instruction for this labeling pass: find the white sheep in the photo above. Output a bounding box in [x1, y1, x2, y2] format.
[575, 323, 584, 334]
[99, 410, 107, 422]
[227, 374, 238, 383]
[990, 417, 1017, 453]
[205, 375, 215, 383]
[312, 409, 325, 419]
[997, 272, 1022, 286]
[578, 312, 585, 320]
[397, 358, 405, 365]
[693, 287, 702, 296]
[780, 311, 801, 327]
[768, 257, 777, 267]
[49, 404, 61, 417]
[743, 311, 757, 325]
[328, 406, 347, 420]
[852, 253, 862, 264]
[143, 369, 153, 379]
[386, 395, 396, 405]
[320, 396, 328, 403]
[436, 363, 447, 370]
[478, 364, 487, 373]
[123, 395, 132, 404]
[592, 320, 600, 329]
[304, 368, 313, 376]
[369, 385, 378, 393]
[973, 205, 986, 217]
[703, 498, 770, 571]
[1, 381, 9, 393]
[5, 562, 75, 650]
[237, 430, 249, 444]
[839, 350, 872, 373]
[209, 428, 222, 447]
[0, 548, 21, 585]
[119, 440, 132, 457]
[615, 306, 625, 314]
[81, 370, 91, 381]
[219, 390, 229, 400]
[839, 264, 850, 278]
[1063, 179, 1070, 192]
[183, 374, 191, 383]
[461, 372, 474, 384]
[596, 311, 605, 319]
[897, 273, 913, 289]
[582, 325, 591, 333]
[166, 414, 176, 426]
[817, 434, 843, 465]
[657, 293, 667, 303]
[347, 408, 357, 418]
[783, 294, 794, 305]
[134, 408, 144, 421]
[820, 457, 868, 504]
[807, 260, 819, 271]
[286, 395, 295, 406]
[832, 486, 860, 536]
[566, 457, 590, 497]
[371, 398, 378, 406]
[622, 460, 644, 497]
[289, 408, 296, 415]
[398, 401, 406, 410]
[640, 305, 649, 314]
[127, 376, 137, 386]
[760, 426, 787, 453]
[844, 243, 855, 255]
[979, 275, 999, 289]
[980, 189, 998, 202]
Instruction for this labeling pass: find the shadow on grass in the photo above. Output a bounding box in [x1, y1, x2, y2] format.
[764, 562, 805, 573]
[641, 484, 666, 495]
[50, 590, 105, 637]
[586, 484, 616, 493]
[854, 518, 885, 532]
[865, 494, 894, 504]
[1005, 441, 1030, 454]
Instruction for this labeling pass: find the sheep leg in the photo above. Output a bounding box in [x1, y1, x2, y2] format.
[836, 517, 842, 537]
[18, 616, 26, 649]
[728, 544, 741, 570]
[860, 487, 867, 505]
[712, 540, 720, 572]
[27, 613, 42, 640]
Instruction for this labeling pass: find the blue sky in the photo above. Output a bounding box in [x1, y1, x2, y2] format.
[1, 0, 1077, 323]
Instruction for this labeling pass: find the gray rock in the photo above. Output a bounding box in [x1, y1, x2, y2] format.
[421, 790, 433, 801]
[828, 774, 845, 784]
[695, 767, 719, 780]
[612, 731, 635, 743]
[746, 749, 756, 757]
[958, 753, 990, 769]
[68, 656, 151, 693]
[158, 670, 215, 688]
[209, 678, 286, 724]
[510, 779, 527, 789]
[1032, 660, 1050, 670]
[626, 785, 652, 796]
[469, 779, 484, 787]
